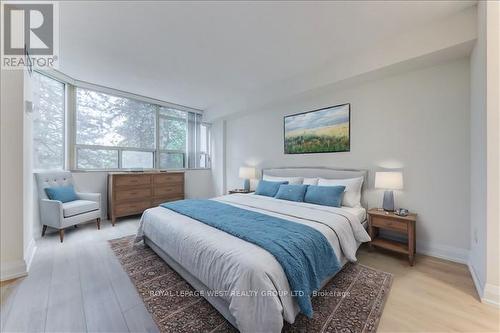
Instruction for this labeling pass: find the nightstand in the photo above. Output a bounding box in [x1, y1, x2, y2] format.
[228, 189, 254, 194]
[367, 208, 417, 266]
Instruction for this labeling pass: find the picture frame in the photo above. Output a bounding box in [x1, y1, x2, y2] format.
[284, 103, 351, 154]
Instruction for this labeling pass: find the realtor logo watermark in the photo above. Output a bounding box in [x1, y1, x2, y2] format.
[1, 1, 59, 69]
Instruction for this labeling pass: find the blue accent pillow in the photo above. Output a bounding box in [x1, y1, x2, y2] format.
[255, 180, 288, 197]
[274, 184, 308, 202]
[45, 185, 79, 203]
[304, 185, 346, 207]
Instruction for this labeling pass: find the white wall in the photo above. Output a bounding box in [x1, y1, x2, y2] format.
[184, 169, 215, 199]
[221, 58, 471, 263]
[210, 120, 226, 197]
[1, 70, 27, 280]
[23, 71, 36, 272]
[469, 0, 500, 306]
[484, 0, 500, 306]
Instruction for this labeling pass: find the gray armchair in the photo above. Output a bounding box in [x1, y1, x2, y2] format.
[35, 171, 101, 242]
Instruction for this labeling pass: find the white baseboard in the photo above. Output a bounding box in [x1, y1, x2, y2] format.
[24, 238, 37, 272]
[380, 231, 469, 264]
[482, 283, 500, 307]
[416, 242, 469, 264]
[467, 262, 500, 308]
[468, 262, 485, 298]
[0, 240, 36, 282]
[0, 259, 27, 281]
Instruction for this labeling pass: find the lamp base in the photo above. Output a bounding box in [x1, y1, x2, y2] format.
[383, 190, 395, 212]
[243, 179, 250, 191]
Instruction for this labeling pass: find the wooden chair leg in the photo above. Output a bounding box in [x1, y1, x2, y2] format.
[59, 229, 64, 243]
[41, 225, 47, 237]
[96, 217, 101, 230]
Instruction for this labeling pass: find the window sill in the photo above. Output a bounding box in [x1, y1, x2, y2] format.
[68, 168, 211, 173]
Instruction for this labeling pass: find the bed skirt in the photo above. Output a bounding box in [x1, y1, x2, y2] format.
[144, 236, 240, 329]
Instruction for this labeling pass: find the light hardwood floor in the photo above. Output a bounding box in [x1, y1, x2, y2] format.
[357, 247, 500, 332]
[1, 218, 498, 332]
[1, 218, 158, 333]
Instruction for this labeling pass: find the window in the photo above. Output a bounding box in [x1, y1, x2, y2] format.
[32, 73, 209, 171]
[122, 150, 154, 169]
[74, 87, 209, 170]
[76, 148, 118, 169]
[32, 72, 65, 170]
[198, 123, 211, 168]
[75, 88, 156, 169]
[159, 108, 187, 169]
[76, 89, 156, 149]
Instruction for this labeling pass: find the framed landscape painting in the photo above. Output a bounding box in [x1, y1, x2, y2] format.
[284, 103, 350, 154]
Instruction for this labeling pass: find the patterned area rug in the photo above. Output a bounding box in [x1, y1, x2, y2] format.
[109, 236, 392, 333]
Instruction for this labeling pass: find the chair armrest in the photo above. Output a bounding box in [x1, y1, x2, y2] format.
[40, 199, 64, 228]
[77, 192, 101, 204]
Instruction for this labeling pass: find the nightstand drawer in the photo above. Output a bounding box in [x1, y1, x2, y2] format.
[371, 216, 407, 232]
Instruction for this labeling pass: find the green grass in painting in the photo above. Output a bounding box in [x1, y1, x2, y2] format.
[284, 122, 349, 153]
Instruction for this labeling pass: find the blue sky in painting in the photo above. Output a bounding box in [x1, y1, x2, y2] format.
[285, 104, 349, 132]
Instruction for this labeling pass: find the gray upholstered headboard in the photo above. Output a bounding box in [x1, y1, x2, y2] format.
[262, 167, 369, 208]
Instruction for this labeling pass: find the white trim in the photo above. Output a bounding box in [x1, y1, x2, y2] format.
[468, 262, 485, 298]
[416, 242, 469, 264]
[23, 238, 37, 272]
[468, 263, 500, 308]
[381, 231, 469, 264]
[483, 284, 500, 307]
[0, 260, 27, 282]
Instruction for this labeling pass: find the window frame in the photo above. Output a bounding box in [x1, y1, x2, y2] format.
[158, 111, 188, 169]
[31, 71, 67, 171]
[32, 69, 210, 172]
[198, 122, 211, 169]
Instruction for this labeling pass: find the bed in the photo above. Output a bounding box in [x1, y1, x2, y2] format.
[136, 167, 370, 332]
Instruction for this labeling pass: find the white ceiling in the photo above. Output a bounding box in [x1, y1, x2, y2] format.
[59, 1, 475, 119]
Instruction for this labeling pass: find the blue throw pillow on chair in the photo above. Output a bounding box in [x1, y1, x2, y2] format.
[274, 184, 308, 202]
[45, 185, 79, 203]
[255, 180, 288, 197]
[304, 185, 346, 207]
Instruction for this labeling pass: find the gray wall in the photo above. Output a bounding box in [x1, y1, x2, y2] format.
[469, 2, 487, 292]
[220, 58, 471, 263]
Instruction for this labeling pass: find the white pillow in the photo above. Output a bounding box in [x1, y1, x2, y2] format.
[263, 175, 303, 184]
[317, 177, 364, 207]
[302, 177, 319, 185]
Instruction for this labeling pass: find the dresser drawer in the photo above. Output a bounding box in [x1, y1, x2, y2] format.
[115, 175, 151, 187]
[153, 173, 184, 184]
[115, 187, 152, 202]
[153, 196, 184, 206]
[371, 216, 407, 232]
[153, 186, 183, 197]
[114, 200, 151, 217]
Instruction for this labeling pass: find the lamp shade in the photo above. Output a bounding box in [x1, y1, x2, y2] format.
[375, 171, 403, 190]
[239, 167, 256, 179]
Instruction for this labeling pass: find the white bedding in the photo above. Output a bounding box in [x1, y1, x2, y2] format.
[136, 194, 370, 333]
[340, 205, 367, 222]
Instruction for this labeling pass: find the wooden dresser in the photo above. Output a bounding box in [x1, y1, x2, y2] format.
[108, 172, 184, 225]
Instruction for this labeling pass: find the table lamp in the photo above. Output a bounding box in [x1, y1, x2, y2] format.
[375, 171, 403, 212]
[239, 167, 256, 191]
